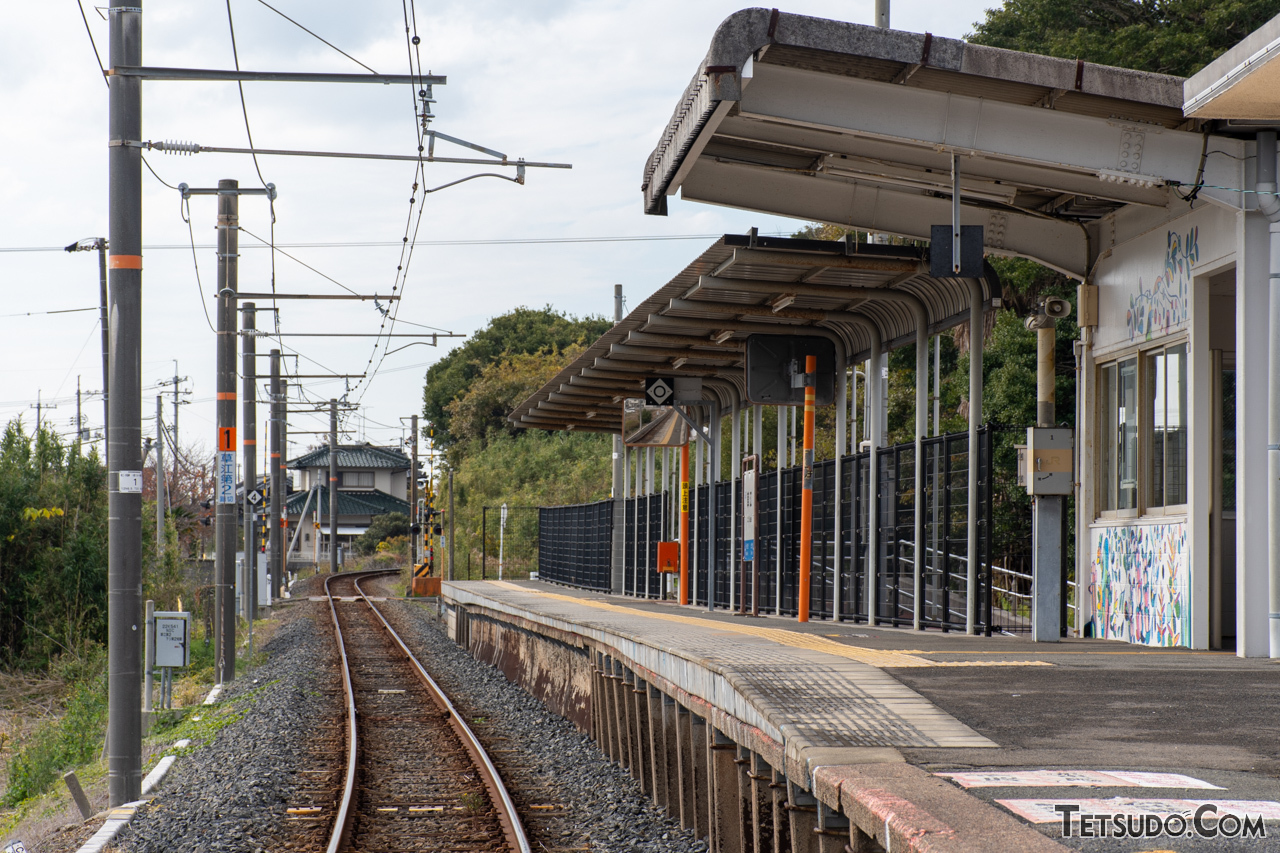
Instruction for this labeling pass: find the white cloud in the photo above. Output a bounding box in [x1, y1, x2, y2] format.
[0, 0, 997, 453]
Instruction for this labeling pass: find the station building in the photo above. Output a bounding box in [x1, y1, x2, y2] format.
[520, 9, 1280, 655]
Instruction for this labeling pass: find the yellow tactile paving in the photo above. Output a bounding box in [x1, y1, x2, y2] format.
[488, 582, 1051, 669]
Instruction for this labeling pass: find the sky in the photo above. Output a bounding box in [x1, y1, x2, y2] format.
[0, 0, 999, 470]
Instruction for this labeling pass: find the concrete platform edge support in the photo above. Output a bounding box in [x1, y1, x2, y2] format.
[444, 589, 1072, 853]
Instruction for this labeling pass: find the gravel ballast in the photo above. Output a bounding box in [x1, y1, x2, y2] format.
[104, 574, 700, 852]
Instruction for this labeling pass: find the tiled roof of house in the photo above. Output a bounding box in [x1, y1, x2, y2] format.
[289, 443, 410, 471]
[284, 486, 409, 519]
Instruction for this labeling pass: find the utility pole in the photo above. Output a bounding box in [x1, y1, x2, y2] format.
[448, 470, 455, 582]
[76, 378, 84, 446]
[280, 378, 289, 588]
[106, 0, 143, 808]
[242, 304, 257, 622]
[30, 391, 57, 436]
[155, 396, 165, 559]
[329, 399, 339, 574]
[269, 350, 282, 601]
[98, 242, 109, 462]
[410, 414, 419, 567]
[214, 178, 239, 685]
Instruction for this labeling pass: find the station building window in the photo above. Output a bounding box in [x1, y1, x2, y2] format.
[1097, 340, 1188, 516]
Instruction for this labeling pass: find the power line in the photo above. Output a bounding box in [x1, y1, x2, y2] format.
[0, 233, 771, 253]
[251, 0, 378, 74]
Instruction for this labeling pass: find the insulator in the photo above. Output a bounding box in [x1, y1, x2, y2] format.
[159, 140, 200, 155]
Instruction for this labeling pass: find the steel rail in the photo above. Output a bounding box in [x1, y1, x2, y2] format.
[323, 572, 360, 853]
[323, 570, 532, 853]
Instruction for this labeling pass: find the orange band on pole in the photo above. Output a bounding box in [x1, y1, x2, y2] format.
[798, 354, 817, 623]
[107, 255, 142, 269]
[216, 392, 236, 400]
[680, 441, 690, 606]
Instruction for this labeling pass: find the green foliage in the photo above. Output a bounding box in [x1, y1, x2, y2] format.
[3, 648, 108, 806]
[0, 420, 108, 668]
[968, 0, 1280, 77]
[354, 512, 410, 556]
[423, 307, 609, 447]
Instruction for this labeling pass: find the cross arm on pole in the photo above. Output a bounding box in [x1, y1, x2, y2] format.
[108, 66, 445, 85]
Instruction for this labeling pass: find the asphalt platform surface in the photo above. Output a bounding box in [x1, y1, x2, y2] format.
[477, 580, 1280, 852]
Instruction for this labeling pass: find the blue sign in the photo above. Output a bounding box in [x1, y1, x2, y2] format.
[743, 540, 754, 561]
[217, 451, 236, 505]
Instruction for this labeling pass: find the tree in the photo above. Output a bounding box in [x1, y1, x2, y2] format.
[422, 307, 610, 447]
[968, 0, 1280, 77]
[446, 345, 587, 450]
[354, 513, 410, 556]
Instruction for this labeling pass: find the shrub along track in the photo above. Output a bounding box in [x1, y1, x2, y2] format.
[323, 570, 529, 853]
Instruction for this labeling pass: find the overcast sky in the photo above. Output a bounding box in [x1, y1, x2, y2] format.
[1, 0, 998, 469]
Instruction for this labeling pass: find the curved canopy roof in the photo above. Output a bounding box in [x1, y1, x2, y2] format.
[508, 233, 996, 433]
[643, 8, 1245, 279]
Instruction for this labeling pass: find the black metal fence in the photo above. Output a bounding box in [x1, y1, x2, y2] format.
[538, 427, 1003, 633]
[538, 500, 613, 591]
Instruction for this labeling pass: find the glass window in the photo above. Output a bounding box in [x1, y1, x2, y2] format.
[1145, 344, 1187, 508]
[342, 470, 374, 488]
[1222, 368, 1236, 512]
[1099, 358, 1138, 513]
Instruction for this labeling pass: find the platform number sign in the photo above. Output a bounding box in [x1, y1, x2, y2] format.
[644, 376, 676, 407]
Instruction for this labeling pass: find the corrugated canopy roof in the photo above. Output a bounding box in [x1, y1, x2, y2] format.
[508, 233, 995, 433]
[643, 8, 1247, 279]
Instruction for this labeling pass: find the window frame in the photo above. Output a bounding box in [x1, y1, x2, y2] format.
[1095, 333, 1189, 520]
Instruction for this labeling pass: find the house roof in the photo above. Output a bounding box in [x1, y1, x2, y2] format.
[289, 443, 410, 471]
[642, 9, 1245, 279]
[284, 486, 410, 519]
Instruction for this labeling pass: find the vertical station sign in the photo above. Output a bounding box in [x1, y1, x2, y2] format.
[742, 468, 757, 561]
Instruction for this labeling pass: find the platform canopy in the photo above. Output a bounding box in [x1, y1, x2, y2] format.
[508, 232, 995, 433]
[641, 8, 1234, 279]
[1184, 11, 1280, 118]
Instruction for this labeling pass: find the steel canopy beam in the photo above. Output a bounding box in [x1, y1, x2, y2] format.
[681, 158, 1089, 278]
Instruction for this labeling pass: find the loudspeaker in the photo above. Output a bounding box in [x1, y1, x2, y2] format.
[1044, 297, 1072, 319]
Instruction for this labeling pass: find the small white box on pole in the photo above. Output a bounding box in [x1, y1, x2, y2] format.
[153, 612, 191, 668]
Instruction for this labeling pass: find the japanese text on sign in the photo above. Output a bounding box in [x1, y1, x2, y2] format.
[217, 451, 236, 504]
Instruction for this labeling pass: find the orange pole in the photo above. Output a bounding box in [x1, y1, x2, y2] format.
[798, 355, 817, 622]
[679, 441, 690, 605]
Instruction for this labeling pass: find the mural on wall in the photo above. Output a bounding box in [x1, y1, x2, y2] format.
[1092, 522, 1189, 647]
[1125, 228, 1199, 342]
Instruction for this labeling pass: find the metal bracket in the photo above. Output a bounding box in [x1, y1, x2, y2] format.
[670, 402, 713, 445]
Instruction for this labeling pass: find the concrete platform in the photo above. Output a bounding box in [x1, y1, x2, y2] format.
[442, 580, 1280, 852]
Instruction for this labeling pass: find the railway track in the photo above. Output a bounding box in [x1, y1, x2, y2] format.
[323, 570, 530, 853]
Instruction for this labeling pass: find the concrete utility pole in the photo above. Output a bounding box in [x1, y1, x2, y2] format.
[279, 378, 289, 590]
[97, 242, 109, 461]
[242, 304, 257, 622]
[106, 0, 143, 807]
[214, 178, 239, 685]
[410, 414, 419, 567]
[329, 399, 339, 574]
[30, 391, 57, 436]
[155, 396, 165, 559]
[269, 350, 282, 601]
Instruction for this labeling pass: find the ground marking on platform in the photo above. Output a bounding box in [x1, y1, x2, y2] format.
[942, 771, 1224, 789]
[998, 799, 1280, 824]
[486, 583, 1051, 669]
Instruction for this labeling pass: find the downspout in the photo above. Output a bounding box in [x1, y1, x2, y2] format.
[1255, 130, 1280, 658]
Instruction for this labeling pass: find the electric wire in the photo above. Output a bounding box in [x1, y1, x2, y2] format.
[1, 306, 98, 318]
[238, 227, 360, 295]
[250, 0, 378, 74]
[182, 197, 218, 334]
[77, 0, 107, 85]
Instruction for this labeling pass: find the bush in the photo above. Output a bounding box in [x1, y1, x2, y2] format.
[3, 658, 108, 805]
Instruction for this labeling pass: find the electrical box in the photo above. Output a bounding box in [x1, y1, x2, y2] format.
[1025, 428, 1073, 495]
[153, 611, 191, 668]
[657, 541, 679, 573]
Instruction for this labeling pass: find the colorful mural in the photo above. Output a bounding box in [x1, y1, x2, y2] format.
[1125, 227, 1198, 342]
[1092, 522, 1189, 647]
